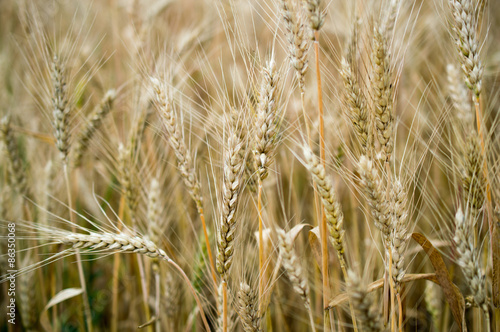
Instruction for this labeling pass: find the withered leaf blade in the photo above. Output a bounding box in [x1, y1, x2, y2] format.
[288, 223, 312, 243]
[308, 226, 322, 273]
[44, 288, 84, 311]
[411, 232, 465, 331]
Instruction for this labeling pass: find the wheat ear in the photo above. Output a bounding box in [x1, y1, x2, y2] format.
[449, 0, 483, 97]
[254, 59, 282, 181]
[303, 146, 346, 260]
[347, 270, 383, 332]
[150, 77, 218, 288]
[0, 116, 28, 195]
[358, 156, 392, 243]
[446, 63, 473, 126]
[462, 134, 486, 219]
[217, 129, 244, 332]
[453, 208, 490, 329]
[216, 131, 244, 279]
[371, 27, 394, 161]
[52, 55, 71, 163]
[52, 229, 212, 331]
[281, 0, 310, 93]
[304, 0, 325, 32]
[118, 143, 139, 224]
[73, 89, 116, 167]
[390, 180, 410, 295]
[237, 282, 262, 332]
[340, 58, 370, 155]
[18, 256, 37, 331]
[230, 108, 256, 192]
[277, 229, 316, 332]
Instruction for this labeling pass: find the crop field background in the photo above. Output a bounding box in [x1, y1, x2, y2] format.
[0, 0, 500, 331]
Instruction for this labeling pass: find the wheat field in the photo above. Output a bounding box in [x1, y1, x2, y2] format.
[0, 0, 500, 331]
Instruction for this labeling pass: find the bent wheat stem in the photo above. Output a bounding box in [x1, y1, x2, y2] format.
[63, 164, 93, 332]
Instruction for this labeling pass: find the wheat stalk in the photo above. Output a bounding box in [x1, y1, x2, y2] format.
[51, 53, 94, 332]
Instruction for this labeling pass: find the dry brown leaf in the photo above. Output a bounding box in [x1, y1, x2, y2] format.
[288, 223, 312, 243]
[411, 233, 466, 331]
[308, 226, 322, 273]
